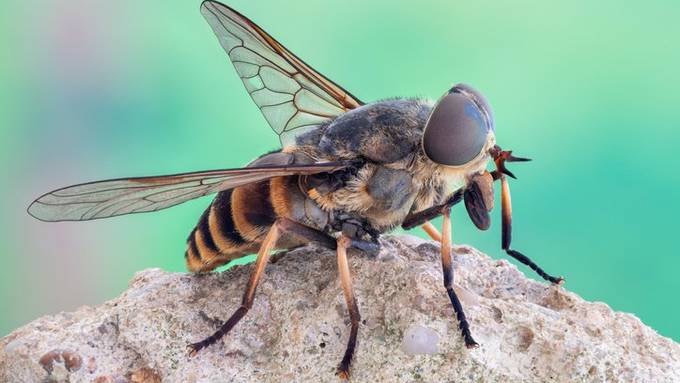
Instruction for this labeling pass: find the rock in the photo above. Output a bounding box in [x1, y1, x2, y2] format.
[1, 236, 678, 382]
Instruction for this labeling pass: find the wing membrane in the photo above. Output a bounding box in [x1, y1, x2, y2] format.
[201, 1, 363, 146]
[28, 163, 346, 222]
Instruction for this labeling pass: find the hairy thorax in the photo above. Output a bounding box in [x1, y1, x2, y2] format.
[290, 98, 480, 233]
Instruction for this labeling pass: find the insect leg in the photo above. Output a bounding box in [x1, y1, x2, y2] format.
[187, 222, 280, 356]
[279, 218, 337, 249]
[336, 235, 361, 380]
[421, 221, 442, 242]
[401, 190, 464, 230]
[499, 176, 564, 284]
[441, 207, 479, 348]
[280, 217, 380, 255]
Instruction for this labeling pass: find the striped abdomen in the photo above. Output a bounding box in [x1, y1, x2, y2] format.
[185, 181, 276, 272]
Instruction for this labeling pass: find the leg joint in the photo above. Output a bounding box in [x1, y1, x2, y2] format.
[443, 272, 453, 289]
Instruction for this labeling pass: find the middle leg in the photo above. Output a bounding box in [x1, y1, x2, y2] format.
[255, 218, 366, 379]
[421, 220, 442, 242]
[335, 235, 361, 380]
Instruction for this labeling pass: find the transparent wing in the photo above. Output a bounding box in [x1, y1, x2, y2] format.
[28, 163, 346, 222]
[201, 1, 363, 146]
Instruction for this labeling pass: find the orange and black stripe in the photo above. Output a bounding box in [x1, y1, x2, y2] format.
[185, 182, 277, 272]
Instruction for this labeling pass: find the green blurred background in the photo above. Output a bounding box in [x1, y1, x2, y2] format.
[1, 0, 679, 341]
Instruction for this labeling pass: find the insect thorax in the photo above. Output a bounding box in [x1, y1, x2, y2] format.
[288, 98, 463, 233]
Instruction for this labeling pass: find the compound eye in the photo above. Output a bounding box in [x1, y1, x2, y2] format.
[423, 91, 491, 166]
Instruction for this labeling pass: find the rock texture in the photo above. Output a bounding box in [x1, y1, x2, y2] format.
[1, 236, 679, 382]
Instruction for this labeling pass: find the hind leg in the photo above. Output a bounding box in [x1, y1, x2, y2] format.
[187, 221, 281, 355]
[187, 218, 362, 355]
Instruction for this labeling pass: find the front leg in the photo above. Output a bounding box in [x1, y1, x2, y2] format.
[490, 148, 564, 285]
[401, 189, 464, 230]
[403, 171, 492, 233]
[497, 173, 564, 284]
[440, 207, 479, 348]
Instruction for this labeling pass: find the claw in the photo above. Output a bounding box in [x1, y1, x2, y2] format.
[187, 344, 200, 358]
[466, 341, 481, 349]
[336, 368, 351, 380]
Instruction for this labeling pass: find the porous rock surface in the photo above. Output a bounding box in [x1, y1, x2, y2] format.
[1, 236, 679, 382]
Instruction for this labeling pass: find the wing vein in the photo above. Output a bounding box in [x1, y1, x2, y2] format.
[201, 1, 363, 146]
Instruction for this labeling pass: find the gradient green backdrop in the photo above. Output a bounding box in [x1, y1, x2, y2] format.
[2, 1, 679, 342]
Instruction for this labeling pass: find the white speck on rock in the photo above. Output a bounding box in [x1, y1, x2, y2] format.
[3, 339, 22, 353]
[402, 325, 440, 355]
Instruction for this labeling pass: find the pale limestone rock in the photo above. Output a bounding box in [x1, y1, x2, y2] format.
[1, 236, 678, 382]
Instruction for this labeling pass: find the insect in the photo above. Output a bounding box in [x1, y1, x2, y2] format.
[28, 1, 564, 379]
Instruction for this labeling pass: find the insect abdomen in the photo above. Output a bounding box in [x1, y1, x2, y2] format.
[185, 182, 276, 272]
